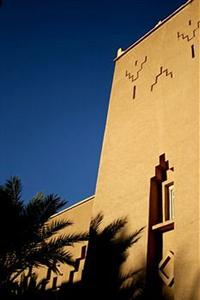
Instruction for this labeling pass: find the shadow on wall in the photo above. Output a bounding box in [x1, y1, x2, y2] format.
[0, 211, 146, 300]
[3, 210, 192, 300]
[59, 212, 145, 300]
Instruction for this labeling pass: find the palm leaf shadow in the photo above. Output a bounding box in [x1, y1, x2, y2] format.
[60, 213, 145, 300]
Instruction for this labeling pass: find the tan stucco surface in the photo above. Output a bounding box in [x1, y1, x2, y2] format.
[37, 196, 94, 289]
[35, 2, 199, 298]
[93, 1, 199, 299]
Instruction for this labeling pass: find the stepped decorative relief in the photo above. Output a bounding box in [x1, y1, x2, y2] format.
[125, 56, 148, 99]
[69, 245, 87, 283]
[151, 66, 173, 92]
[177, 20, 199, 59]
[177, 20, 200, 41]
[125, 56, 147, 82]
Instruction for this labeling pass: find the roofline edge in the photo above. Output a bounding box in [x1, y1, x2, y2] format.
[50, 195, 95, 219]
[114, 0, 193, 62]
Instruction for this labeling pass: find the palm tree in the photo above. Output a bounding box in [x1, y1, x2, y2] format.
[0, 177, 88, 296]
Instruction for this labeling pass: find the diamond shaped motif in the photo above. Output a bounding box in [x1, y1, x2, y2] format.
[158, 250, 174, 287]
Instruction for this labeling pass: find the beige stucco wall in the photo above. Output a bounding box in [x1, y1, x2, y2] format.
[93, 1, 199, 299]
[36, 196, 94, 289]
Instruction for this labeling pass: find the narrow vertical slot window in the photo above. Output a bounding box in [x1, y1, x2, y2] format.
[165, 184, 174, 221]
[168, 185, 175, 220]
[52, 277, 57, 289]
[191, 45, 195, 58]
[46, 268, 51, 280]
[81, 245, 87, 258]
[133, 85, 136, 99]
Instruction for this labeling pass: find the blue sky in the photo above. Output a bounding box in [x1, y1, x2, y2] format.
[0, 0, 186, 207]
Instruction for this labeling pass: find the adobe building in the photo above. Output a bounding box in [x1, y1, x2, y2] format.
[36, 195, 94, 289]
[37, 1, 199, 299]
[92, 0, 199, 299]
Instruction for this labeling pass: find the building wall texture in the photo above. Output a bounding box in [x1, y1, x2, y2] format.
[37, 196, 94, 289]
[92, 0, 199, 299]
[35, 1, 199, 299]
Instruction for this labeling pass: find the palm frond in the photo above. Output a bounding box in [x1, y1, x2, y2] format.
[24, 193, 67, 227]
[24, 192, 46, 222]
[4, 176, 22, 204]
[115, 227, 145, 252]
[42, 194, 67, 219]
[0, 177, 90, 288]
[23, 246, 75, 273]
[102, 217, 127, 240]
[46, 232, 88, 249]
[41, 219, 73, 240]
[119, 268, 143, 286]
[19, 232, 88, 272]
[90, 213, 104, 234]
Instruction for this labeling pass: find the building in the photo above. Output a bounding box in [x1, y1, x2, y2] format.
[36, 195, 94, 289]
[38, 1, 200, 299]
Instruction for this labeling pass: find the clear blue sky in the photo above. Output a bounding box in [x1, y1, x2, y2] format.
[0, 0, 186, 207]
